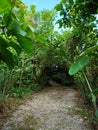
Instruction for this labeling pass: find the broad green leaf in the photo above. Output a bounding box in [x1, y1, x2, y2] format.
[36, 34, 46, 43]
[0, 0, 12, 14]
[69, 55, 89, 75]
[16, 34, 33, 54]
[13, 22, 26, 36]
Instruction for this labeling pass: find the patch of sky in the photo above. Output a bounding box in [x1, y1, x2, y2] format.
[22, 0, 61, 11]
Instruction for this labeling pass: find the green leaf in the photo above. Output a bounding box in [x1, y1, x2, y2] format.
[16, 34, 33, 54]
[0, 0, 12, 14]
[69, 55, 89, 75]
[36, 34, 46, 43]
[13, 22, 27, 36]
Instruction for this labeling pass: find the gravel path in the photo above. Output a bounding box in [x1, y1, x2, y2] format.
[1, 81, 91, 130]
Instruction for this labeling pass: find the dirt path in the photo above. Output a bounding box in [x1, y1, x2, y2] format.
[1, 81, 92, 130]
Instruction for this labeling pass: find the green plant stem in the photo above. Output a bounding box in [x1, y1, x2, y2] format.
[19, 59, 24, 88]
[78, 74, 86, 99]
[82, 71, 97, 110]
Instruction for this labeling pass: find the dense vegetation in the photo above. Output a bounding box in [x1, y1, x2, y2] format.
[0, 0, 98, 127]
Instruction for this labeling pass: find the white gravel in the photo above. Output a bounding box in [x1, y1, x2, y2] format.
[1, 81, 92, 130]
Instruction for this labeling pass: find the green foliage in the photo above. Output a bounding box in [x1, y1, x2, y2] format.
[69, 55, 89, 75]
[55, 0, 98, 60]
[55, 0, 98, 121]
[80, 43, 98, 57]
[16, 34, 33, 54]
[0, 0, 12, 14]
[55, 0, 98, 28]
[0, 1, 34, 69]
[0, 0, 98, 123]
[9, 86, 32, 99]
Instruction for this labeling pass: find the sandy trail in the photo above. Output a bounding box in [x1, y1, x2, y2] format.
[1, 81, 91, 130]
